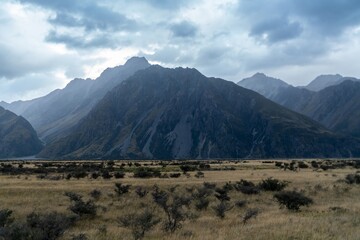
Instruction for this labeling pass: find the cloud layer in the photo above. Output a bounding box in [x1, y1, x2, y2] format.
[1, 0, 360, 101]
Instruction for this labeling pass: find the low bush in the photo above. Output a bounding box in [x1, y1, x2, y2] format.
[151, 185, 191, 232]
[215, 188, 230, 202]
[195, 171, 204, 178]
[90, 189, 102, 200]
[114, 171, 125, 179]
[259, 178, 288, 191]
[274, 191, 313, 211]
[213, 202, 233, 219]
[101, 170, 113, 179]
[169, 173, 181, 178]
[65, 192, 97, 217]
[234, 180, 260, 195]
[0, 209, 13, 227]
[242, 208, 259, 224]
[115, 183, 131, 196]
[26, 211, 75, 240]
[192, 186, 212, 210]
[134, 168, 161, 178]
[345, 173, 360, 184]
[135, 186, 148, 198]
[235, 200, 247, 208]
[118, 209, 160, 240]
[71, 233, 89, 240]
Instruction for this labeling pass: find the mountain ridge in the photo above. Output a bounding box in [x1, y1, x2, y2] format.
[39, 65, 360, 159]
[0, 106, 43, 158]
[0, 57, 151, 143]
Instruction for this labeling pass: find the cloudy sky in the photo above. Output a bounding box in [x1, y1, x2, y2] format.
[1, 0, 360, 102]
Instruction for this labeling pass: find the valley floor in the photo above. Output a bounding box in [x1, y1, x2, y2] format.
[0, 160, 359, 240]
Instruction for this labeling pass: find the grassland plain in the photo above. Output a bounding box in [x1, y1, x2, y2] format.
[0, 160, 359, 240]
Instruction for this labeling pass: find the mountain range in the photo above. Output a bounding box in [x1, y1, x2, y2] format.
[0, 106, 43, 158]
[238, 73, 360, 137]
[2, 57, 360, 159]
[0, 57, 150, 143]
[39, 65, 360, 159]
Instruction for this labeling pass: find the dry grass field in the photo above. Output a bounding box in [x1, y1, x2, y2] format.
[0, 159, 359, 240]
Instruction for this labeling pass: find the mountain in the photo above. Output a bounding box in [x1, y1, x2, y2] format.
[297, 80, 360, 138]
[0, 57, 150, 143]
[304, 74, 343, 91]
[237, 73, 291, 99]
[39, 66, 360, 160]
[238, 74, 360, 138]
[0, 107, 43, 158]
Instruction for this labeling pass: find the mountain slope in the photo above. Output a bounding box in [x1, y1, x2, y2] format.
[238, 74, 360, 138]
[40, 66, 360, 159]
[0, 107, 43, 158]
[300, 80, 360, 138]
[303, 74, 359, 92]
[0, 57, 150, 143]
[237, 73, 291, 99]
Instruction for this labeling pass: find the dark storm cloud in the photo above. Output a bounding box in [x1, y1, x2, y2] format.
[170, 21, 198, 38]
[238, 0, 360, 41]
[46, 31, 117, 49]
[292, 0, 360, 36]
[250, 18, 303, 43]
[19, 0, 138, 32]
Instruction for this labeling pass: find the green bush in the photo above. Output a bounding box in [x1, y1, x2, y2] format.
[0, 209, 13, 227]
[234, 180, 260, 195]
[345, 173, 360, 184]
[259, 178, 288, 191]
[115, 183, 131, 196]
[118, 210, 160, 240]
[274, 191, 313, 211]
[134, 168, 161, 178]
[65, 192, 97, 217]
[213, 202, 233, 219]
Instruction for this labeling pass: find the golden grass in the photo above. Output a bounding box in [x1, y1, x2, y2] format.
[0, 160, 359, 240]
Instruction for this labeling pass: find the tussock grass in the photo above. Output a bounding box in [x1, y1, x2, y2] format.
[0, 160, 359, 239]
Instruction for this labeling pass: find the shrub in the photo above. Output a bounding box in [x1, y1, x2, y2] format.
[213, 202, 233, 219]
[298, 161, 309, 169]
[102, 170, 112, 179]
[192, 186, 212, 210]
[115, 183, 131, 196]
[179, 165, 198, 173]
[259, 178, 288, 191]
[114, 171, 125, 179]
[311, 161, 319, 168]
[275, 162, 282, 168]
[73, 171, 88, 179]
[203, 182, 216, 189]
[242, 208, 259, 224]
[0, 209, 13, 227]
[235, 200, 247, 208]
[135, 186, 148, 198]
[274, 191, 313, 211]
[65, 192, 97, 217]
[345, 173, 360, 184]
[26, 211, 75, 240]
[214, 188, 230, 202]
[169, 173, 181, 178]
[90, 189, 102, 200]
[151, 185, 191, 232]
[118, 209, 160, 240]
[71, 233, 89, 240]
[91, 172, 100, 179]
[134, 168, 161, 178]
[194, 171, 204, 178]
[234, 180, 260, 195]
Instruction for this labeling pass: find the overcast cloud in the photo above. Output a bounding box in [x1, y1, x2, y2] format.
[1, 0, 360, 102]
